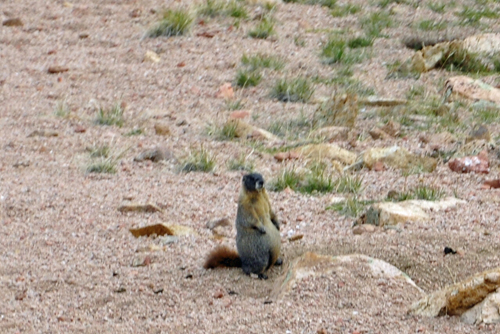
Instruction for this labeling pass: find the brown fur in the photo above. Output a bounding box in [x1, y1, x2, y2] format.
[203, 246, 241, 269]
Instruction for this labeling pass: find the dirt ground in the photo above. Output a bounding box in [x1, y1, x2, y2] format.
[1, 0, 500, 333]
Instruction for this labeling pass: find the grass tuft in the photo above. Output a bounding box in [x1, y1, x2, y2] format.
[147, 8, 194, 38]
[248, 16, 275, 39]
[268, 168, 304, 192]
[241, 54, 285, 71]
[456, 6, 499, 26]
[335, 174, 363, 194]
[54, 100, 70, 118]
[94, 104, 124, 127]
[86, 159, 117, 174]
[360, 11, 393, 38]
[235, 69, 262, 87]
[227, 154, 254, 172]
[180, 148, 216, 173]
[270, 77, 313, 103]
[328, 197, 367, 217]
[330, 4, 360, 17]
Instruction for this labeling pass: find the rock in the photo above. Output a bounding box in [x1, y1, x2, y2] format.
[229, 110, 250, 119]
[310, 126, 350, 142]
[3, 18, 23, 27]
[216, 83, 234, 99]
[483, 179, 500, 189]
[129, 223, 195, 238]
[288, 234, 303, 242]
[206, 217, 232, 230]
[368, 128, 390, 140]
[411, 41, 451, 72]
[144, 50, 160, 63]
[47, 66, 69, 74]
[419, 131, 457, 145]
[372, 160, 385, 171]
[360, 96, 408, 107]
[132, 255, 151, 267]
[129, 8, 142, 18]
[461, 290, 500, 324]
[134, 148, 175, 163]
[129, 224, 174, 238]
[227, 119, 279, 142]
[409, 267, 500, 317]
[118, 203, 162, 213]
[314, 93, 358, 128]
[74, 126, 86, 133]
[292, 143, 356, 166]
[381, 120, 401, 137]
[362, 146, 437, 172]
[158, 235, 179, 245]
[462, 33, 500, 56]
[352, 224, 376, 235]
[27, 130, 58, 137]
[154, 122, 170, 136]
[448, 150, 489, 174]
[446, 76, 500, 105]
[466, 124, 490, 143]
[359, 197, 466, 226]
[274, 252, 422, 299]
[273, 151, 300, 162]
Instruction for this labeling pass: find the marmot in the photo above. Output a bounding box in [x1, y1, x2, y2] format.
[204, 173, 282, 279]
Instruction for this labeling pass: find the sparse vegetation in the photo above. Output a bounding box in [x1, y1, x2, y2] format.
[270, 77, 313, 103]
[124, 128, 143, 136]
[283, 0, 337, 8]
[456, 5, 499, 25]
[474, 105, 500, 123]
[88, 145, 110, 158]
[212, 122, 238, 141]
[428, 1, 446, 13]
[146, 8, 194, 38]
[330, 4, 360, 17]
[54, 100, 70, 117]
[347, 36, 373, 48]
[235, 69, 262, 87]
[321, 35, 366, 65]
[416, 19, 447, 31]
[328, 197, 367, 217]
[179, 148, 216, 173]
[94, 104, 124, 127]
[226, 99, 244, 110]
[241, 54, 285, 71]
[227, 154, 254, 172]
[198, 0, 248, 19]
[387, 185, 445, 202]
[268, 168, 304, 192]
[436, 48, 492, 73]
[360, 11, 393, 38]
[86, 158, 117, 174]
[248, 16, 275, 39]
[334, 174, 363, 194]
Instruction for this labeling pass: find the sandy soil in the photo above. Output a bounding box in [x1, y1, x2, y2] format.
[1, 0, 500, 333]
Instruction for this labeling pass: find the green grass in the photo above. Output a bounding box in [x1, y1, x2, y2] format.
[268, 168, 304, 192]
[198, 0, 248, 19]
[270, 77, 314, 103]
[330, 4, 361, 17]
[474, 106, 500, 123]
[456, 6, 499, 25]
[334, 174, 363, 194]
[387, 185, 445, 202]
[146, 8, 194, 37]
[213, 122, 238, 141]
[241, 54, 285, 71]
[347, 36, 373, 48]
[248, 16, 275, 39]
[86, 158, 117, 174]
[235, 69, 262, 87]
[386, 60, 421, 79]
[378, 0, 407, 8]
[226, 99, 244, 110]
[416, 19, 447, 31]
[299, 162, 335, 194]
[94, 104, 124, 127]
[180, 148, 216, 173]
[88, 145, 110, 158]
[321, 35, 367, 65]
[227, 154, 254, 172]
[283, 0, 337, 8]
[428, 1, 446, 13]
[124, 128, 143, 136]
[54, 100, 70, 117]
[360, 11, 393, 38]
[436, 48, 491, 73]
[198, 0, 226, 17]
[413, 185, 445, 201]
[328, 197, 367, 217]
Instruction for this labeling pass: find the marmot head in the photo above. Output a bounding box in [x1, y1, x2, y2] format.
[242, 173, 265, 192]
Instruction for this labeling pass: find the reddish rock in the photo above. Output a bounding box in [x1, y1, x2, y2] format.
[483, 179, 500, 189]
[274, 151, 300, 162]
[48, 66, 69, 74]
[373, 160, 385, 172]
[448, 150, 489, 174]
[229, 110, 250, 119]
[74, 126, 86, 133]
[216, 83, 234, 99]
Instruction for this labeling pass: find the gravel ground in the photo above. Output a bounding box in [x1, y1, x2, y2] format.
[1, 0, 500, 333]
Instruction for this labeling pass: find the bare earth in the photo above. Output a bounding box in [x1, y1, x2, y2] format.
[1, 0, 500, 333]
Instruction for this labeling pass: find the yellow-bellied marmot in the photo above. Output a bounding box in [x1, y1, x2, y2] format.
[204, 173, 282, 279]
